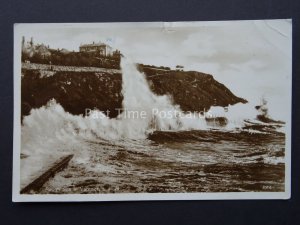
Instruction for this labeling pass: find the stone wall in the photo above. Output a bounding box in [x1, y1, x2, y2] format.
[21, 63, 121, 74]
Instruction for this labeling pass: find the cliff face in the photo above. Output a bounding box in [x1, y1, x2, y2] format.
[21, 64, 247, 119]
[140, 66, 247, 113]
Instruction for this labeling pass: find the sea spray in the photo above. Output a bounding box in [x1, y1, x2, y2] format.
[21, 56, 273, 154]
[208, 102, 258, 129]
[20, 57, 207, 184]
[20, 57, 285, 187]
[19, 57, 202, 186]
[24, 56, 265, 159]
[119, 57, 208, 135]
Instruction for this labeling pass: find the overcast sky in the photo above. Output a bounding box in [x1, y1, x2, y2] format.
[16, 20, 292, 120]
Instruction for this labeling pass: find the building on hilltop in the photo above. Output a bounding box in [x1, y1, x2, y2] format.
[35, 44, 51, 58]
[22, 36, 50, 56]
[22, 36, 34, 53]
[112, 49, 122, 59]
[22, 36, 33, 49]
[79, 41, 113, 56]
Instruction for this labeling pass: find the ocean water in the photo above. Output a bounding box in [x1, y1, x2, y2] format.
[20, 57, 286, 193]
[38, 129, 285, 194]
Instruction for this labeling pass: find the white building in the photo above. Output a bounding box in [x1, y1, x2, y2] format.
[79, 41, 113, 56]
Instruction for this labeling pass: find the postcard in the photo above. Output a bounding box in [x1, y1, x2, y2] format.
[13, 20, 292, 201]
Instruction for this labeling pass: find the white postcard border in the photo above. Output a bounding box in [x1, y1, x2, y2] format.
[13, 20, 292, 202]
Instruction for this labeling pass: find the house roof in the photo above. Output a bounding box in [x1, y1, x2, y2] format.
[80, 42, 111, 48]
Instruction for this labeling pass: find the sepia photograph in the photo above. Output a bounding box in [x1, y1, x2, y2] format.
[13, 20, 292, 201]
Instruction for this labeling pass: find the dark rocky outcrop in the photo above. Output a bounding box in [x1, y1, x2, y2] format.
[21, 64, 247, 119]
[139, 66, 247, 113]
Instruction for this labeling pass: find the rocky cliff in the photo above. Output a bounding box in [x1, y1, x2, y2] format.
[21, 64, 247, 119]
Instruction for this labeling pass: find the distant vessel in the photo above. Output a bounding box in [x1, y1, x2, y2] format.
[255, 97, 284, 124]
